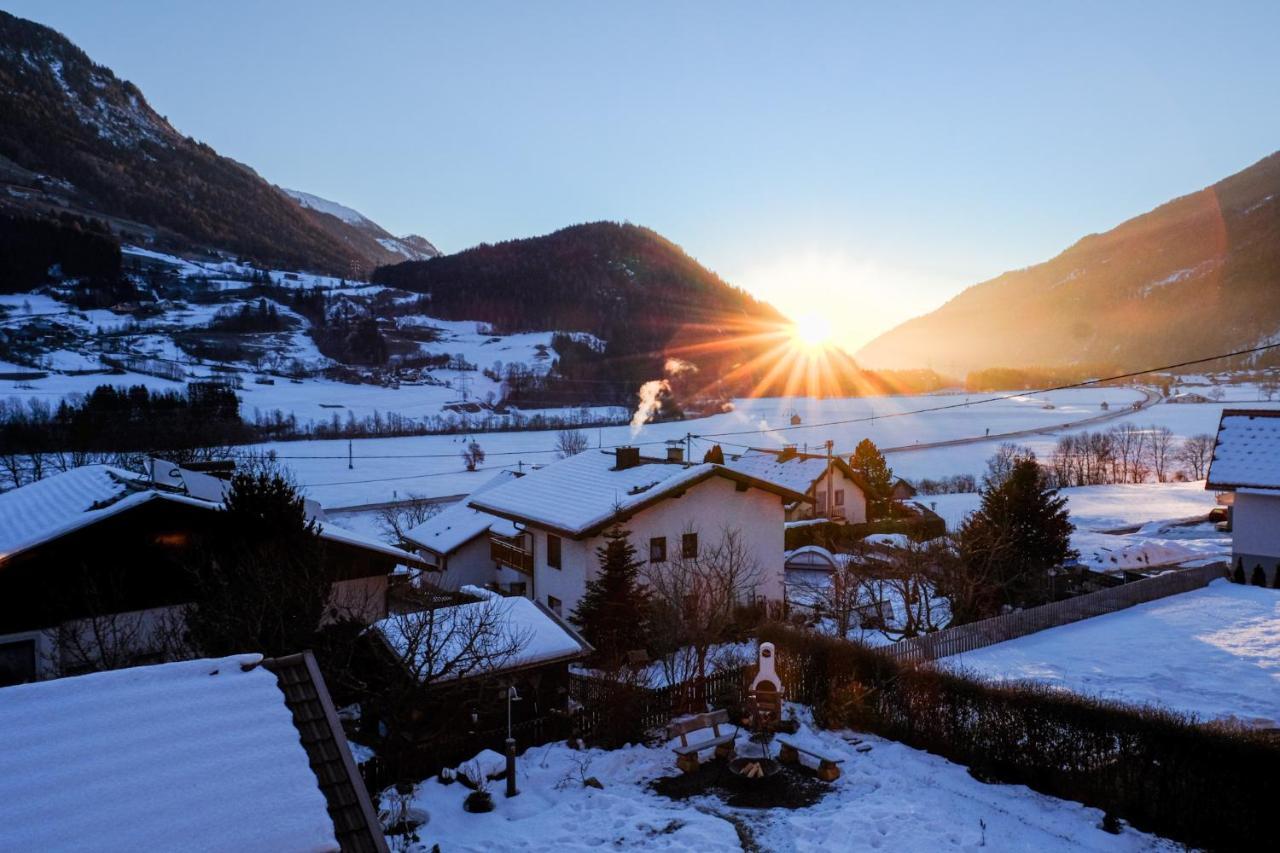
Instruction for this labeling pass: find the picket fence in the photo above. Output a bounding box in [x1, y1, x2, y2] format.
[883, 563, 1227, 663]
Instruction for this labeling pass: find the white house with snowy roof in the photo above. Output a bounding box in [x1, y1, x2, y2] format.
[722, 446, 869, 523]
[1207, 408, 1280, 585]
[464, 446, 810, 616]
[402, 469, 528, 591]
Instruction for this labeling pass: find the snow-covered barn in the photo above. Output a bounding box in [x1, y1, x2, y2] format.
[0, 651, 386, 852]
[464, 446, 809, 616]
[1206, 409, 1280, 585]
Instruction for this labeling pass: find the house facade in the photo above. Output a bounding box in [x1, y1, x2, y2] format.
[465, 447, 809, 617]
[1206, 409, 1280, 585]
[0, 464, 424, 686]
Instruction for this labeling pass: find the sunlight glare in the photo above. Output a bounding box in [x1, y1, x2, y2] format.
[792, 313, 834, 350]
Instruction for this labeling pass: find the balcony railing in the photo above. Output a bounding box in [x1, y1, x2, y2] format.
[490, 536, 533, 575]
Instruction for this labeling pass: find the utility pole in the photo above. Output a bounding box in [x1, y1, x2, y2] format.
[348, 438, 353, 470]
[825, 439, 834, 520]
[685, 432, 692, 463]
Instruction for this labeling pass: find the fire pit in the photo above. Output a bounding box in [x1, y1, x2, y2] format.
[728, 756, 782, 785]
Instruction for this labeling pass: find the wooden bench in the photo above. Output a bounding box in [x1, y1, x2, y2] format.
[667, 709, 738, 773]
[777, 738, 845, 781]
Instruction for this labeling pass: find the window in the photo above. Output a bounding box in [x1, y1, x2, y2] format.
[816, 491, 827, 511]
[649, 536, 667, 563]
[681, 532, 699, 559]
[547, 534, 562, 569]
[547, 595, 563, 616]
[0, 639, 36, 688]
[835, 489, 845, 506]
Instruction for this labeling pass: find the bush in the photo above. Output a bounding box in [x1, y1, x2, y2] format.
[758, 623, 1278, 851]
[784, 514, 945, 551]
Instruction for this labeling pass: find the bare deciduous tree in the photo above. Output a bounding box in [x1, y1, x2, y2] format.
[1177, 433, 1215, 480]
[1144, 425, 1176, 483]
[555, 429, 590, 459]
[461, 441, 486, 472]
[377, 494, 441, 544]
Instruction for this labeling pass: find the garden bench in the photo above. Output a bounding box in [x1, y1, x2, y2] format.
[776, 738, 844, 781]
[667, 709, 738, 773]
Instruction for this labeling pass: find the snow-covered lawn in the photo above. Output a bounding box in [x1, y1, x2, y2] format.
[927, 482, 1229, 571]
[945, 580, 1280, 727]
[398, 707, 1175, 851]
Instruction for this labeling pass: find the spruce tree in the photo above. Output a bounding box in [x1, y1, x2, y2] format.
[950, 459, 1075, 621]
[570, 525, 650, 667]
[1233, 558, 1246, 584]
[1251, 564, 1267, 587]
[850, 438, 894, 519]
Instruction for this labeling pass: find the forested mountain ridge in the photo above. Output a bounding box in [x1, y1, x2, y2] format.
[858, 151, 1280, 375]
[0, 11, 432, 275]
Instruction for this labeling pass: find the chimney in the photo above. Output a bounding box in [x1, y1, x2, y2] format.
[666, 445, 684, 463]
[614, 446, 641, 470]
[778, 444, 798, 462]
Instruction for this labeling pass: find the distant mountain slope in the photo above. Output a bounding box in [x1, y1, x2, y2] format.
[281, 189, 439, 263]
[857, 152, 1280, 375]
[371, 221, 792, 387]
[0, 11, 433, 275]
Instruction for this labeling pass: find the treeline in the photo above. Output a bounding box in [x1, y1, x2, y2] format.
[0, 212, 122, 294]
[248, 404, 629, 442]
[964, 364, 1121, 392]
[0, 383, 250, 489]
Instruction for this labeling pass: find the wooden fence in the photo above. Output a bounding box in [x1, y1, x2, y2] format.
[883, 563, 1227, 663]
[569, 666, 749, 740]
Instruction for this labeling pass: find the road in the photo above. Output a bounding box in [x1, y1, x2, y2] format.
[881, 386, 1161, 455]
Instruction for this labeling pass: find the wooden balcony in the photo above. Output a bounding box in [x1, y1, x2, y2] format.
[490, 535, 533, 575]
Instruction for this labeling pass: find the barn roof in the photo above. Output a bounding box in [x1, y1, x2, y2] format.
[0, 652, 385, 852]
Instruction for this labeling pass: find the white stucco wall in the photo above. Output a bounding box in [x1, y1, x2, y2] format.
[1231, 490, 1280, 580]
[421, 536, 532, 595]
[528, 476, 788, 615]
[811, 468, 867, 523]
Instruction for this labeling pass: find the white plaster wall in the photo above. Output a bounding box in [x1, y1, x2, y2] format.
[1232, 490, 1280, 560]
[812, 469, 867, 523]
[529, 476, 788, 615]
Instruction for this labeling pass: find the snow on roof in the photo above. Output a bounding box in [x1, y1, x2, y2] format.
[0, 465, 422, 566]
[0, 654, 339, 852]
[723, 449, 829, 495]
[468, 449, 809, 536]
[0, 464, 149, 561]
[1207, 409, 1280, 489]
[373, 595, 590, 682]
[404, 471, 522, 555]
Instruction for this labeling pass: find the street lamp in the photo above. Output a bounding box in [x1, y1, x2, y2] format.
[504, 685, 521, 798]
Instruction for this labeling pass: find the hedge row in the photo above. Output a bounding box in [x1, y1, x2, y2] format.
[759, 623, 1277, 851]
[784, 513, 946, 551]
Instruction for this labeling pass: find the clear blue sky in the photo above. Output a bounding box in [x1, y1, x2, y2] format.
[7, 1, 1280, 348]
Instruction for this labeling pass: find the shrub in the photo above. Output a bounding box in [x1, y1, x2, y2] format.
[758, 622, 1279, 851]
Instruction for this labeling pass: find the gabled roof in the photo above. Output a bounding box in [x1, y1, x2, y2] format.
[0, 464, 423, 566]
[403, 470, 522, 556]
[723, 448, 869, 498]
[467, 449, 811, 538]
[0, 652, 384, 853]
[371, 593, 592, 682]
[1206, 409, 1280, 490]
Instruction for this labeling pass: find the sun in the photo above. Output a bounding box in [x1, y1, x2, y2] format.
[791, 313, 834, 350]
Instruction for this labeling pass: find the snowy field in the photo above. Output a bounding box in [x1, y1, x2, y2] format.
[397, 706, 1175, 852]
[927, 482, 1228, 571]
[946, 580, 1280, 727]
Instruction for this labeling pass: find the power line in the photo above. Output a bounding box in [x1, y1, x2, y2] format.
[270, 437, 670, 460]
[690, 341, 1280, 440]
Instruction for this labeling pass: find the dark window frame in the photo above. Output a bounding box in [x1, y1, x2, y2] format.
[681, 532, 699, 559]
[649, 536, 667, 563]
[547, 533, 562, 569]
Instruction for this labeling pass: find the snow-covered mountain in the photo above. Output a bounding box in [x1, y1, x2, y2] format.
[0, 10, 438, 276]
[282, 189, 439, 262]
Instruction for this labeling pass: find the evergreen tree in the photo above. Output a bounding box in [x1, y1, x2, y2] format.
[851, 438, 894, 519]
[948, 459, 1075, 622]
[570, 526, 650, 667]
[1233, 558, 1246, 584]
[1251, 564, 1267, 587]
[185, 473, 329, 657]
